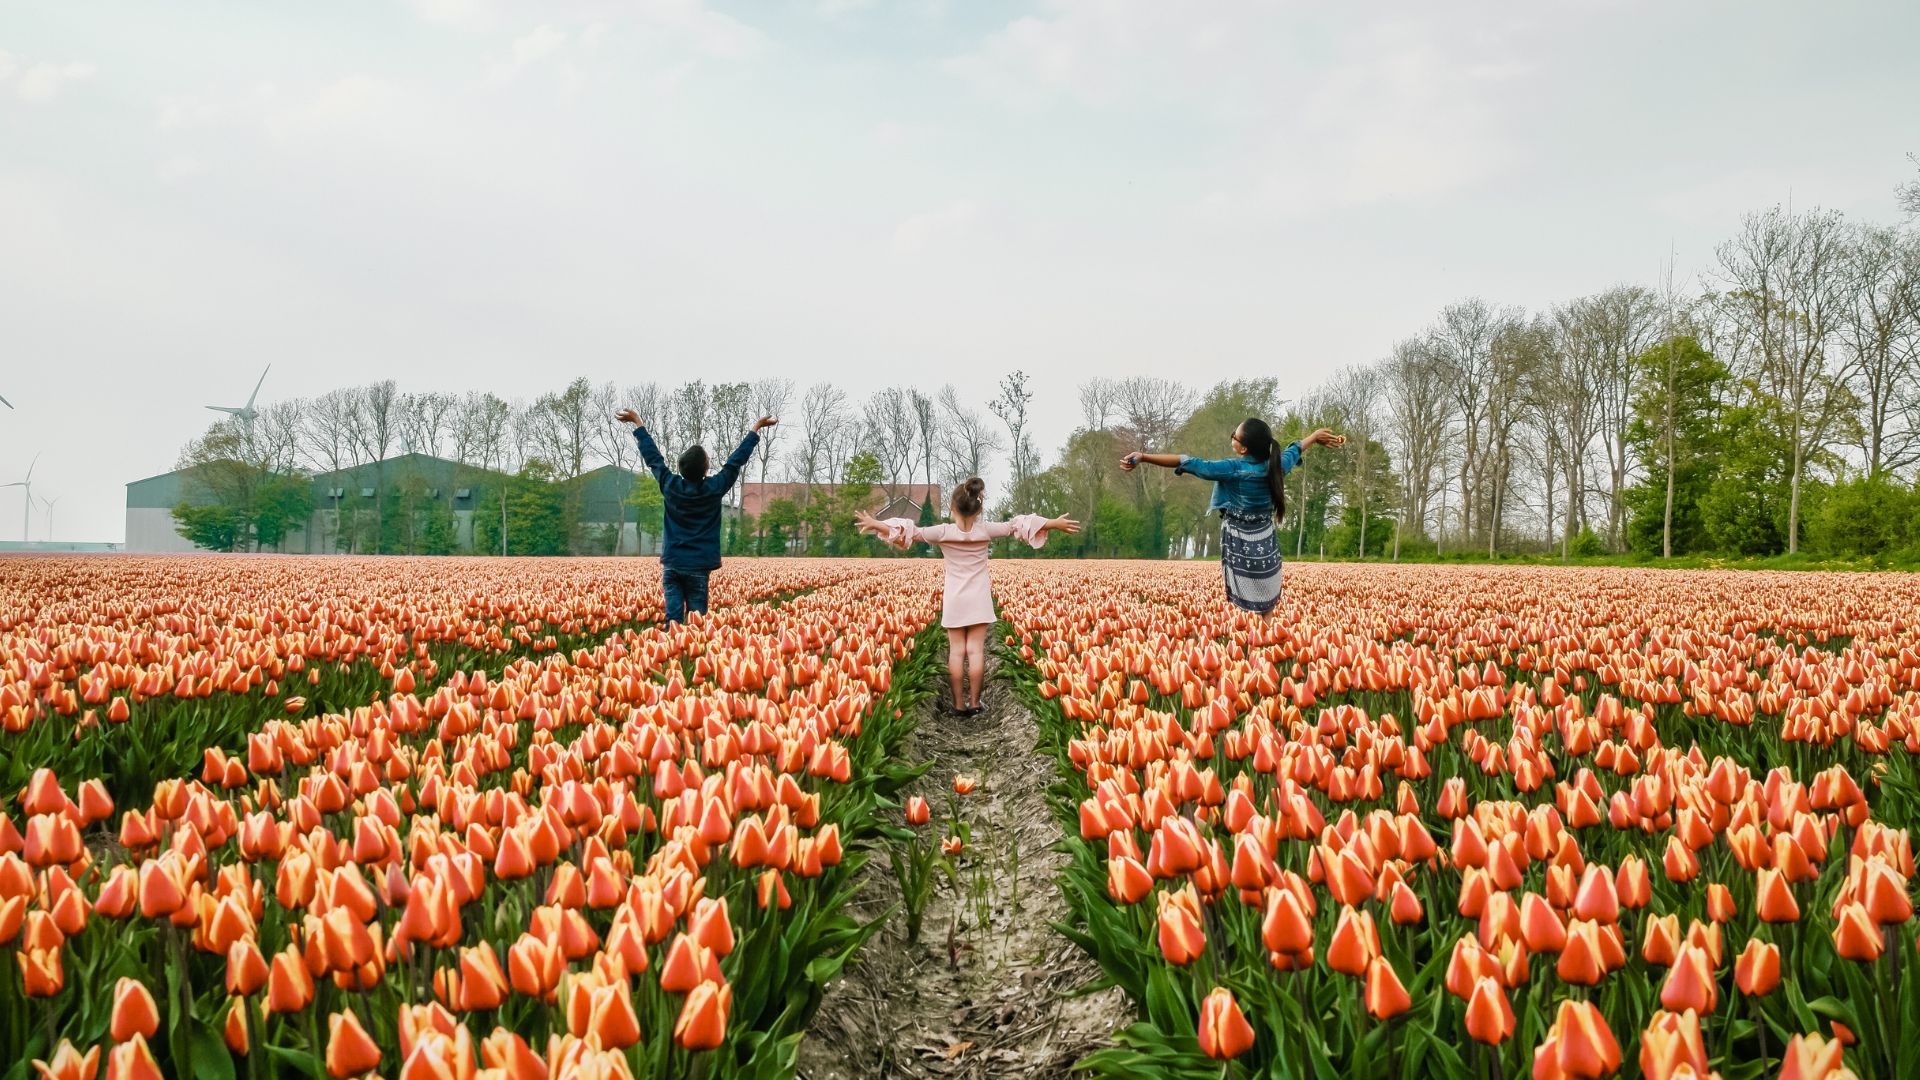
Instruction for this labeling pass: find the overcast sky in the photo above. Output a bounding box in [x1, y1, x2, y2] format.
[2, 0, 1916, 543]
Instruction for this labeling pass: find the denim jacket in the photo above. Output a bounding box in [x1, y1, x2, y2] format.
[1176, 442, 1301, 517]
[633, 427, 760, 571]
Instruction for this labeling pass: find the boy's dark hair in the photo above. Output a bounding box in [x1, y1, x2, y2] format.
[678, 446, 709, 483]
[1237, 417, 1286, 523]
[951, 476, 986, 518]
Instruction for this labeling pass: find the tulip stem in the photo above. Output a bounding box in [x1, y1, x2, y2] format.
[1750, 994, 1767, 1073]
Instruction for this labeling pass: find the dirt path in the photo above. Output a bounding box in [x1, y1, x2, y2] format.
[795, 652, 1130, 1079]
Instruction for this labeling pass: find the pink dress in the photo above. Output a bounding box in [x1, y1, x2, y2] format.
[878, 515, 1051, 628]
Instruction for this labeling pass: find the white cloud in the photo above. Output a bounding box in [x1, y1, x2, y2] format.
[0, 50, 15, 82]
[156, 155, 207, 182]
[489, 24, 569, 82]
[403, 0, 499, 32]
[12, 60, 96, 103]
[891, 198, 981, 253]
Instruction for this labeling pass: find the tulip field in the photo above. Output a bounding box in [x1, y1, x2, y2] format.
[4, 557, 1920, 1080]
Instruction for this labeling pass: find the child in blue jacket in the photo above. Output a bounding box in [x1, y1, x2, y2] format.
[616, 408, 777, 623]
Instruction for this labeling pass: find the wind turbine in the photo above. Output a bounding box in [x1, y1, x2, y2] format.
[2, 453, 38, 542]
[207, 365, 271, 427]
[38, 494, 59, 542]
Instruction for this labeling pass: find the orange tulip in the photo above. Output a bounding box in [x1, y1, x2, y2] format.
[110, 977, 161, 1042]
[1534, 999, 1622, 1080]
[583, 980, 643, 1049]
[21, 946, 62, 997]
[1463, 976, 1514, 1045]
[1327, 906, 1378, 977]
[905, 796, 931, 826]
[1735, 937, 1780, 997]
[1157, 898, 1206, 966]
[1659, 944, 1718, 1015]
[327, 1009, 383, 1078]
[1706, 883, 1735, 924]
[1365, 957, 1411, 1020]
[674, 980, 732, 1051]
[1197, 987, 1256, 1060]
[103, 1035, 163, 1080]
[1778, 1032, 1847, 1080]
[227, 938, 269, 997]
[1756, 867, 1800, 924]
[223, 997, 250, 1056]
[31, 1041, 100, 1080]
[1832, 902, 1883, 962]
[953, 775, 977, 795]
[1108, 856, 1153, 904]
[266, 946, 315, 1014]
[1639, 1010, 1708, 1080]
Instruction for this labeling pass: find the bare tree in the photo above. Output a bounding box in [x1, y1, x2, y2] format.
[937, 385, 1000, 486]
[907, 388, 941, 498]
[862, 388, 917, 499]
[343, 381, 399, 552]
[1578, 286, 1663, 549]
[1327, 364, 1385, 555]
[1840, 223, 1920, 477]
[1715, 207, 1857, 553]
[529, 377, 594, 480]
[1382, 340, 1451, 558]
[1428, 299, 1509, 547]
[1899, 152, 1920, 220]
[798, 382, 849, 489]
[398, 392, 456, 458]
[750, 378, 796, 489]
[671, 382, 709, 452]
[1485, 319, 1550, 555]
[989, 370, 1036, 509]
[591, 381, 638, 473]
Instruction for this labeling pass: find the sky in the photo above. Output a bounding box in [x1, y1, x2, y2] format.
[2, 0, 1917, 543]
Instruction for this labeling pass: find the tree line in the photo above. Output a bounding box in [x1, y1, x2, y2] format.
[177, 197, 1918, 562]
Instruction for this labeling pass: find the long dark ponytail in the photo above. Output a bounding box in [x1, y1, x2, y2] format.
[1237, 417, 1286, 523]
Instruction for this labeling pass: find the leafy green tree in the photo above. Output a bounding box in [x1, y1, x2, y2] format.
[252, 475, 315, 550]
[1624, 336, 1729, 557]
[1697, 402, 1792, 556]
[171, 504, 247, 552]
[471, 461, 572, 555]
[1807, 475, 1918, 557]
[625, 478, 664, 555]
[760, 497, 802, 555]
[836, 451, 882, 555]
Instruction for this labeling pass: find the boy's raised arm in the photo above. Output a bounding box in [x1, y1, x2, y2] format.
[616, 409, 671, 485]
[713, 416, 778, 495]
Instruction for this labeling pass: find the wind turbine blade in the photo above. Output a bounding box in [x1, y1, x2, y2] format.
[208, 405, 241, 416]
[247, 364, 271, 410]
[0, 394, 12, 409]
[25, 453, 38, 482]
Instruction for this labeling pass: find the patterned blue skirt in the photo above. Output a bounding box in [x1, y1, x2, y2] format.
[1220, 511, 1282, 613]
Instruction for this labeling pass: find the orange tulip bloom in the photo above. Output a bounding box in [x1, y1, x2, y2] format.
[224, 998, 250, 1056]
[1463, 976, 1514, 1045]
[1735, 938, 1780, 997]
[953, 775, 977, 795]
[29, 1041, 99, 1080]
[1262, 887, 1313, 954]
[675, 980, 732, 1051]
[1365, 957, 1411, 1020]
[1778, 1033, 1847, 1080]
[110, 977, 160, 1042]
[326, 1009, 383, 1078]
[266, 946, 315, 1014]
[1832, 902, 1883, 962]
[1756, 867, 1800, 924]
[1327, 906, 1378, 977]
[1198, 987, 1256, 1060]
[1659, 944, 1718, 1015]
[103, 1035, 162, 1080]
[1556, 921, 1606, 987]
[21, 946, 62, 997]
[1641, 914, 1680, 967]
[1571, 865, 1619, 924]
[584, 981, 643, 1049]
[1534, 999, 1622, 1080]
[1158, 899, 1206, 966]
[1639, 1010, 1708, 1080]
[1706, 883, 1735, 924]
[227, 938, 269, 997]
[1108, 856, 1153, 904]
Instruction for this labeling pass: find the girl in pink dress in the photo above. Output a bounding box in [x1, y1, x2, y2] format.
[855, 478, 1079, 715]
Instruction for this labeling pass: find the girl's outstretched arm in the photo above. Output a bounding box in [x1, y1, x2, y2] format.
[854, 509, 918, 550]
[1119, 452, 1180, 471]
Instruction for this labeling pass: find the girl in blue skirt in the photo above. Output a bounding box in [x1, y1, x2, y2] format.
[1121, 419, 1343, 613]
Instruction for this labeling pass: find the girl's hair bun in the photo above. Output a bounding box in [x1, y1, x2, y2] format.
[952, 476, 986, 517]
